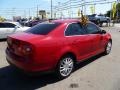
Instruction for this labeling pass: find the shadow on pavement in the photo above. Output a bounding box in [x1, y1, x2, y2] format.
[0, 66, 61, 90]
[75, 53, 104, 71]
[0, 54, 104, 90]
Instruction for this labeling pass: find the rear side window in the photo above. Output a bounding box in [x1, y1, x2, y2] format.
[0, 23, 6, 28]
[0, 23, 16, 28]
[4, 23, 16, 28]
[26, 23, 61, 35]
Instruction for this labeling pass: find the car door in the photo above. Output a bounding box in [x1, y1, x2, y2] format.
[0, 23, 8, 39]
[4, 23, 17, 35]
[65, 22, 93, 61]
[85, 23, 103, 54]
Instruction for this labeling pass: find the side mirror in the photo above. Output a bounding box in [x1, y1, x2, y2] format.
[101, 30, 106, 34]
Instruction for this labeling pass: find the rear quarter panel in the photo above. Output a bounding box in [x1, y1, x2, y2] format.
[32, 37, 78, 70]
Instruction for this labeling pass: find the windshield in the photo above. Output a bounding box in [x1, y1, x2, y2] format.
[14, 22, 23, 27]
[25, 22, 61, 35]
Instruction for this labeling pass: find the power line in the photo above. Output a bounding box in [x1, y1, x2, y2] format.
[54, 0, 116, 16]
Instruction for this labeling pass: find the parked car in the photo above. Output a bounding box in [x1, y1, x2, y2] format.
[87, 14, 99, 24]
[97, 15, 110, 25]
[6, 19, 112, 78]
[87, 14, 110, 26]
[26, 19, 48, 27]
[0, 22, 30, 39]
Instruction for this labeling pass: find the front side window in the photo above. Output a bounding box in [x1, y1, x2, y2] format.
[85, 23, 101, 34]
[26, 22, 61, 35]
[65, 23, 85, 36]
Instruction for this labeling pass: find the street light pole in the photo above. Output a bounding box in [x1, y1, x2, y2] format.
[51, 0, 53, 19]
[37, 5, 38, 17]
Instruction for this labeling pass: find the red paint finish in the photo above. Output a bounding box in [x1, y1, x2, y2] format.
[6, 19, 112, 73]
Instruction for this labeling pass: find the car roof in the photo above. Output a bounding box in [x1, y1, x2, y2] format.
[4, 21, 19, 24]
[52, 19, 81, 24]
[0, 21, 19, 24]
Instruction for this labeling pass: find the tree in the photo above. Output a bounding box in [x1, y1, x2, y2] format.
[0, 16, 5, 22]
[105, 3, 120, 19]
[116, 3, 120, 19]
[105, 10, 111, 17]
[116, 3, 120, 12]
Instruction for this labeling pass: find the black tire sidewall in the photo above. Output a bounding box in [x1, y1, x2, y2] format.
[104, 41, 112, 55]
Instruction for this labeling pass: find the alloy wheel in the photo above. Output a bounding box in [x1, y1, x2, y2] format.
[106, 41, 112, 54]
[59, 57, 74, 77]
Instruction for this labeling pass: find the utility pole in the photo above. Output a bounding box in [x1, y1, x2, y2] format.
[58, 2, 62, 19]
[51, 0, 53, 19]
[37, 5, 38, 17]
[93, 3, 96, 14]
[81, 0, 86, 15]
[29, 8, 31, 18]
[24, 10, 26, 18]
[110, 2, 112, 20]
[70, 0, 72, 18]
[117, 0, 119, 21]
[82, 4, 84, 13]
[84, 0, 86, 15]
[35, 0, 38, 18]
[12, 8, 16, 17]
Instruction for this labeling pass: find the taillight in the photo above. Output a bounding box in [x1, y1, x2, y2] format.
[16, 43, 33, 57]
[7, 37, 13, 46]
[7, 37, 33, 57]
[22, 45, 32, 56]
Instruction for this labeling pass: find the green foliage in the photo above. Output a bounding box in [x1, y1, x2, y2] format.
[0, 16, 5, 22]
[116, 3, 120, 11]
[105, 3, 120, 19]
[105, 10, 111, 17]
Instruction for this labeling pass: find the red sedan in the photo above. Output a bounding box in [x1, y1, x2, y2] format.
[6, 19, 112, 78]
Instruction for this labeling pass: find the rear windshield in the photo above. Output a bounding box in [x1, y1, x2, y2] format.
[25, 22, 61, 35]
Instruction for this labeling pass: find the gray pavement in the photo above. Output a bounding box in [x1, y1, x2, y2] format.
[114, 23, 120, 28]
[0, 26, 120, 90]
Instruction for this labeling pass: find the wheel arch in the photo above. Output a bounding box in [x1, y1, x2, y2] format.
[60, 52, 77, 63]
[109, 39, 112, 43]
[55, 51, 77, 69]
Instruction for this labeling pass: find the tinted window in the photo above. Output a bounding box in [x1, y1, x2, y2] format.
[0, 23, 6, 28]
[4, 23, 16, 28]
[65, 23, 85, 36]
[26, 23, 61, 35]
[86, 23, 100, 34]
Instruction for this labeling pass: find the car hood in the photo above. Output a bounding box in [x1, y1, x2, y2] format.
[20, 27, 31, 31]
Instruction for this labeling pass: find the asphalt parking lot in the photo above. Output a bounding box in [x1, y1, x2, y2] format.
[0, 26, 120, 90]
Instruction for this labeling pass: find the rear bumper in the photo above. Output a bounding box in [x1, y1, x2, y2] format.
[6, 48, 54, 74]
[7, 59, 54, 76]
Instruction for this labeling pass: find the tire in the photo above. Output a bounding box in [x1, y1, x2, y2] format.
[104, 40, 112, 55]
[96, 19, 100, 25]
[56, 55, 74, 79]
[107, 19, 110, 23]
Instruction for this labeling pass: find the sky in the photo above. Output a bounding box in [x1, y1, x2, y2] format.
[0, 0, 117, 19]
